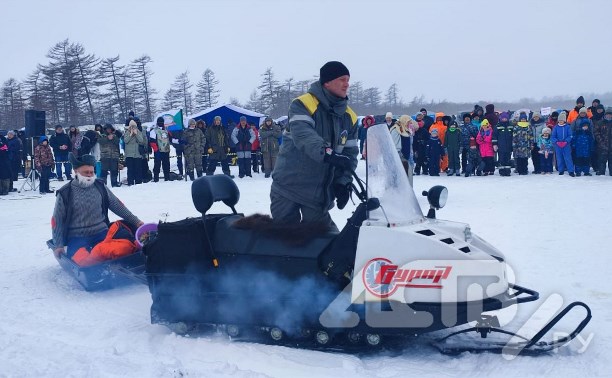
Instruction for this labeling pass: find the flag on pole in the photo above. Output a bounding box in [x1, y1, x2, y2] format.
[156, 108, 184, 131]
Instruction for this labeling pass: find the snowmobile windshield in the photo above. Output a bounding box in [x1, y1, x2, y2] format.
[365, 124, 423, 225]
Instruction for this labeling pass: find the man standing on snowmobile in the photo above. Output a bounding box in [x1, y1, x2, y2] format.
[51, 153, 143, 260]
[270, 61, 358, 230]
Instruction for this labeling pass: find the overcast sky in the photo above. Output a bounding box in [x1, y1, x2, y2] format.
[3, 0, 611, 106]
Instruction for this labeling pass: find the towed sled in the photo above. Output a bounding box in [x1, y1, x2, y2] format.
[143, 124, 591, 355]
[47, 230, 146, 291]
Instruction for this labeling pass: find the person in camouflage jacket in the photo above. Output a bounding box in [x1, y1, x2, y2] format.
[259, 117, 282, 178]
[594, 108, 612, 175]
[98, 124, 121, 187]
[205, 116, 233, 177]
[182, 119, 206, 180]
[513, 112, 534, 175]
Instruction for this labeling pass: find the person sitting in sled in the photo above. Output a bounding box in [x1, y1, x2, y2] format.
[51, 153, 143, 264]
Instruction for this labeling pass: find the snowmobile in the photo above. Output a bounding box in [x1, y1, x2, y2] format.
[144, 123, 591, 355]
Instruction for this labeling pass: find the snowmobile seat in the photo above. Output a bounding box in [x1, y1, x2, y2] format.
[213, 215, 337, 260]
[191, 174, 239, 215]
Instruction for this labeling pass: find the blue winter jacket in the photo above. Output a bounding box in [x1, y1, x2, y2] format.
[572, 128, 594, 157]
[551, 124, 572, 145]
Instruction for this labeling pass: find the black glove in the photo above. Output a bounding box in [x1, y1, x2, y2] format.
[334, 183, 351, 210]
[323, 148, 353, 171]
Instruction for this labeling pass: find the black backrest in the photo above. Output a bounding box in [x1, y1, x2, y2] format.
[191, 175, 240, 215]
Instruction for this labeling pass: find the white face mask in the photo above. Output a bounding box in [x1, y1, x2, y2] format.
[76, 172, 96, 187]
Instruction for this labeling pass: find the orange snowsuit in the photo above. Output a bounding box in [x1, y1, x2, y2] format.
[429, 112, 448, 172]
[72, 221, 139, 266]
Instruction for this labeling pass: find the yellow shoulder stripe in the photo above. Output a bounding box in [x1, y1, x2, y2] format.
[297, 93, 357, 126]
[297, 93, 319, 116]
[346, 106, 357, 126]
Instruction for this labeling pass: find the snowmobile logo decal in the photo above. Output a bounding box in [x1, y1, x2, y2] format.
[362, 258, 452, 298]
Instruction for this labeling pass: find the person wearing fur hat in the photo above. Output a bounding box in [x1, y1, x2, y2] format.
[390, 115, 414, 184]
[205, 115, 233, 177]
[259, 117, 282, 178]
[530, 112, 546, 174]
[551, 112, 575, 176]
[51, 152, 143, 261]
[181, 118, 206, 180]
[594, 107, 612, 175]
[98, 124, 121, 187]
[149, 117, 171, 182]
[495, 112, 514, 176]
[538, 127, 554, 174]
[271, 61, 358, 229]
[34, 136, 55, 194]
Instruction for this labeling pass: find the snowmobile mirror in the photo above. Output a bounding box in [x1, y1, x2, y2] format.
[422, 185, 448, 219]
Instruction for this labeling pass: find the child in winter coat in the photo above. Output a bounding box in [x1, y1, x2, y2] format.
[513, 112, 534, 175]
[530, 112, 546, 174]
[551, 111, 575, 176]
[426, 129, 445, 176]
[476, 119, 495, 175]
[445, 121, 462, 176]
[572, 119, 594, 176]
[460, 114, 477, 174]
[538, 127, 554, 174]
[34, 136, 55, 194]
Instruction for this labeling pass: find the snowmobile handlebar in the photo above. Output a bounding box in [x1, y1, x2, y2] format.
[349, 170, 368, 203]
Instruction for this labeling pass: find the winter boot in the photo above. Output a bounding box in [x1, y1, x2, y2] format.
[0, 179, 9, 195]
[188, 172, 195, 181]
[196, 169, 203, 178]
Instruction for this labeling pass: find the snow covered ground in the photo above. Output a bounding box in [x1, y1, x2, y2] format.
[1, 160, 610, 377]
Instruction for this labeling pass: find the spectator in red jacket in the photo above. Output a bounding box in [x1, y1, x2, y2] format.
[250, 123, 260, 173]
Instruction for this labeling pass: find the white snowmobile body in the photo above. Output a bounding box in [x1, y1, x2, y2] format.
[351, 124, 508, 306]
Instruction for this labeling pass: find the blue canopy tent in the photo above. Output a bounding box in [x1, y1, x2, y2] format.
[191, 104, 266, 129]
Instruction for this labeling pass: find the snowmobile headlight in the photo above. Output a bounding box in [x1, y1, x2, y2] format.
[424, 185, 448, 209]
[464, 226, 472, 242]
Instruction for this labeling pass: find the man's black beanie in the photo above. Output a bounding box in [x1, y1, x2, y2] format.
[319, 61, 350, 84]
